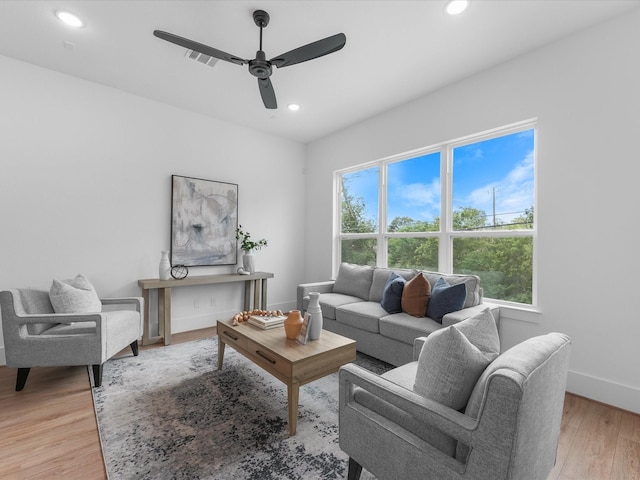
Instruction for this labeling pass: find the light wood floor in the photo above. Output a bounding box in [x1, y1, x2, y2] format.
[1, 327, 638, 479]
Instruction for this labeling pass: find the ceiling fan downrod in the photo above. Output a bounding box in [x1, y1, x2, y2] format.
[249, 10, 272, 79]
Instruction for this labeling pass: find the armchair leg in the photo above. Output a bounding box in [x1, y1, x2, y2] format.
[130, 340, 139, 356]
[92, 364, 103, 388]
[16, 368, 30, 391]
[347, 458, 363, 480]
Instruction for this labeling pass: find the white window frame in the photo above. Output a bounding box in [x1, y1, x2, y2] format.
[334, 119, 537, 308]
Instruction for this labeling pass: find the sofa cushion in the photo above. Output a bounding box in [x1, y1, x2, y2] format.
[413, 307, 500, 410]
[426, 277, 466, 323]
[336, 302, 387, 333]
[45, 321, 97, 335]
[379, 313, 443, 345]
[317, 293, 364, 320]
[422, 271, 481, 308]
[380, 272, 406, 314]
[369, 267, 416, 303]
[333, 263, 375, 300]
[18, 289, 55, 315]
[49, 274, 102, 315]
[401, 273, 431, 317]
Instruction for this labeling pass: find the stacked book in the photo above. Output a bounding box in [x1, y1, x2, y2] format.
[248, 314, 287, 329]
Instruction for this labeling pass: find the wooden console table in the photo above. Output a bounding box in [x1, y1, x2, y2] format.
[138, 272, 274, 346]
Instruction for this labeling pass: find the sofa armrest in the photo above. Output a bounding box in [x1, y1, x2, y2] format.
[8, 311, 102, 326]
[442, 302, 500, 329]
[100, 297, 144, 312]
[339, 363, 476, 443]
[296, 281, 335, 311]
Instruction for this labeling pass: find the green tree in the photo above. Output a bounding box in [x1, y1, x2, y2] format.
[388, 216, 436, 233]
[508, 206, 534, 229]
[341, 177, 376, 233]
[453, 206, 488, 230]
[340, 176, 377, 264]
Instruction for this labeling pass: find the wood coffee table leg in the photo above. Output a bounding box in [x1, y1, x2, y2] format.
[287, 381, 300, 436]
[217, 336, 225, 370]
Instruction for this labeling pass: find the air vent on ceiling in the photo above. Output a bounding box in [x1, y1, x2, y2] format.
[185, 49, 218, 67]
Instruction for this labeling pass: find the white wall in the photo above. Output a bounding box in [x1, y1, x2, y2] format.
[305, 10, 640, 413]
[0, 55, 306, 361]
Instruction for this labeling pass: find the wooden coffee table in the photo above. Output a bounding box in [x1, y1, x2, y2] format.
[217, 318, 356, 436]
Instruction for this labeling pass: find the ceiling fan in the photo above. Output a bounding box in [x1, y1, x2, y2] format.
[153, 10, 346, 109]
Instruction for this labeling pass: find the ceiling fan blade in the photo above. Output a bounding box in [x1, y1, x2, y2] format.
[270, 33, 346, 68]
[153, 30, 247, 66]
[258, 78, 277, 109]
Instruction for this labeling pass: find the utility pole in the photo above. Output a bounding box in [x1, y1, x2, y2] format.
[492, 187, 496, 227]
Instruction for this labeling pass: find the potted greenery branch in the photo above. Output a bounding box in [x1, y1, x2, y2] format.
[236, 225, 268, 252]
[236, 225, 267, 274]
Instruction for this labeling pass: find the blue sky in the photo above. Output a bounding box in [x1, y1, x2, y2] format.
[345, 129, 534, 227]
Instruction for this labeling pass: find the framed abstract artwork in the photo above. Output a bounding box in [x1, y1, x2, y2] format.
[170, 175, 238, 267]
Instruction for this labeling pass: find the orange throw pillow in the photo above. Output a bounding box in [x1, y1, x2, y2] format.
[401, 273, 432, 317]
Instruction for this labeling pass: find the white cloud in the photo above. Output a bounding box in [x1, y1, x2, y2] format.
[465, 151, 534, 222]
[389, 178, 441, 220]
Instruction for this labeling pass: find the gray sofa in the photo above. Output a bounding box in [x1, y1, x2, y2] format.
[297, 263, 500, 366]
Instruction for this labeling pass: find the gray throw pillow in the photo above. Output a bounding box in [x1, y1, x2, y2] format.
[49, 274, 102, 314]
[332, 263, 374, 300]
[454, 307, 500, 358]
[413, 307, 500, 410]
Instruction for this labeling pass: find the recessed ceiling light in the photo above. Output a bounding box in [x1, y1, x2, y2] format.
[445, 0, 469, 15]
[288, 104, 300, 112]
[54, 10, 85, 28]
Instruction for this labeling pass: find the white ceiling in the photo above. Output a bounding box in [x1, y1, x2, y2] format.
[1, 0, 639, 143]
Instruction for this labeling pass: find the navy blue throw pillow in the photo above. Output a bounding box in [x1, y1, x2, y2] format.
[381, 272, 406, 314]
[426, 277, 466, 323]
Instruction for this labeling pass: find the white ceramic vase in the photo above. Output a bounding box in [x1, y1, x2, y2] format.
[159, 250, 171, 280]
[307, 292, 323, 340]
[242, 250, 255, 274]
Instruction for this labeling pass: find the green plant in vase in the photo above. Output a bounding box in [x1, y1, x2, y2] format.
[236, 225, 267, 274]
[236, 225, 268, 252]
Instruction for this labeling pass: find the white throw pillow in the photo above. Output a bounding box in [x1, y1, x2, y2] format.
[413, 307, 500, 410]
[49, 274, 102, 314]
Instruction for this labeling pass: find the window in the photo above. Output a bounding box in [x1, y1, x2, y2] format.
[336, 121, 536, 306]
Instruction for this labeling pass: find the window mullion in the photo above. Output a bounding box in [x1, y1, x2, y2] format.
[440, 146, 452, 272]
[379, 164, 387, 267]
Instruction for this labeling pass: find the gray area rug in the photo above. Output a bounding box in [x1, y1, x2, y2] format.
[92, 336, 392, 479]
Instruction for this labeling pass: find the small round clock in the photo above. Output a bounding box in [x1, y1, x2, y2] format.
[170, 264, 189, 280]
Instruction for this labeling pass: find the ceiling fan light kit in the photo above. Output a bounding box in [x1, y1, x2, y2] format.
[154, 9, 346, 109]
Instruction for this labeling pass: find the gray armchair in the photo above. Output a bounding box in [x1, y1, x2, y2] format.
[1, 288, 143, 391]
[339, 332, 572, 480]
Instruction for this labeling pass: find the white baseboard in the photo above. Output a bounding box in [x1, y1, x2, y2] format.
[0, 347, 5, 366]
[567, 370, 640, 414]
